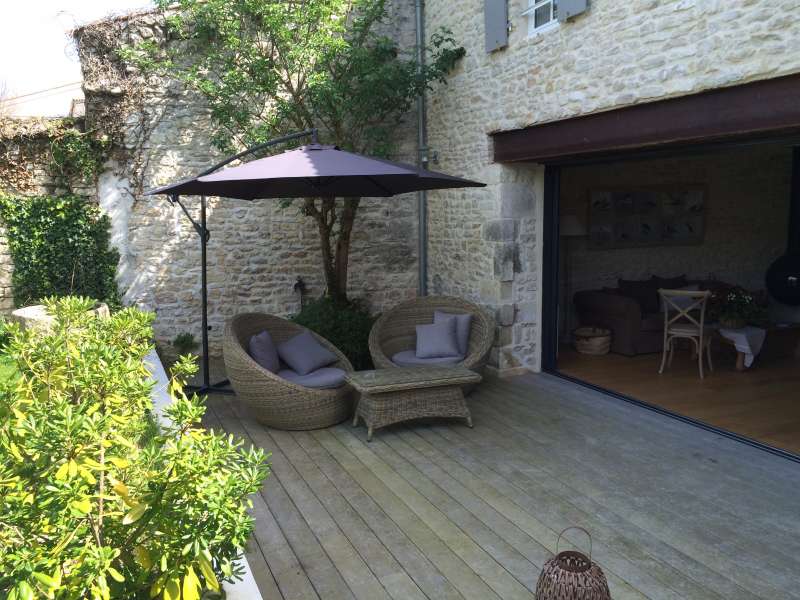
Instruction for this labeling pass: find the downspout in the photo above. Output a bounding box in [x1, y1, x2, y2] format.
[415, 0, 429, 296]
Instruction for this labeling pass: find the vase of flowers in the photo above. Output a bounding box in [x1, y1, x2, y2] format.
[709, 287, 766, 329]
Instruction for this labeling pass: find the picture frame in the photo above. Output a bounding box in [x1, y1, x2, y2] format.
[587, 186, 706, 249]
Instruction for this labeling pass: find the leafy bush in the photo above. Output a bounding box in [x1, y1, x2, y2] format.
[49, 128, 110, 186]
[172, 332, 199, 355]
[0, 194, 121, 309]
[292, 296, 376, 370]
[0, 297, 269, 599]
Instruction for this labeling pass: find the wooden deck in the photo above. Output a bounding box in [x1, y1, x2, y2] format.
[203, 373, 800, 600]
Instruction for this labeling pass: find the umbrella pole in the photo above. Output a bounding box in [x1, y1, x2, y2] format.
[170, 193, 234, 396]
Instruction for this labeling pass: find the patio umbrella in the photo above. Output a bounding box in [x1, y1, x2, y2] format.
[147, 143, 484, 199]
[145, 130, 485, 394]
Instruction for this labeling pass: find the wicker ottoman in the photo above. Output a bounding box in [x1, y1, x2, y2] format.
[347, 366, 481, 441]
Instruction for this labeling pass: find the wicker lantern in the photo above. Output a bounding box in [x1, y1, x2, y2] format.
[535, 528, 611, 600]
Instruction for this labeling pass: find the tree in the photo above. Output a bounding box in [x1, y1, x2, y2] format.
[129, 0, 464, 303]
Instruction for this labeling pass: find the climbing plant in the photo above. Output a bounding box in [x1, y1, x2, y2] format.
[0, 193, 121, 308]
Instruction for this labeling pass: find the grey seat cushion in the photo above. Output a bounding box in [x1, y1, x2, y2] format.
[248, 330, 280, 373]
[277, 330, 338, 375]
[415, 318, 461, 358]
[277, 367, 347, 389]
[434, 310, 473, 356]
[392, 350, 463, 367]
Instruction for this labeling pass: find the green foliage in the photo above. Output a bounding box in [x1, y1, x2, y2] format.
[292, 296, 376, 370]
[129, 0, 464, 154]
[172, 332, 199, 355]
[0, 296, 269, 600]
[709, 286, 767, 325]
[122, 0, 466, 302]
[49, 127, 110, 186]
[0, 194, 121, 308]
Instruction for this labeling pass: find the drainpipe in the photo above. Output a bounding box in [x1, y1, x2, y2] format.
[415, 0, 429, 296]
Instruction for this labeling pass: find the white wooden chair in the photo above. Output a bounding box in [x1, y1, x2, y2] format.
[658, 289, 713, 379]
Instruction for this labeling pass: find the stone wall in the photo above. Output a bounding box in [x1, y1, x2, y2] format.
[424, 0, 800, 372]
[75, 3, 420, 356]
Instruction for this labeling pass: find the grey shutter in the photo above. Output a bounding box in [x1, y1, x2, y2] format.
[484, 0, 508, 53]
[557, 0, 588, 22]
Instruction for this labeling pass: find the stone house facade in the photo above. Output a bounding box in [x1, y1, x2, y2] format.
[3, 0, 797, 373]
[423, 0, 800, 373]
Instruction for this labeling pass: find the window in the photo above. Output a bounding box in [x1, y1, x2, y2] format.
[523, 0, 558, 34]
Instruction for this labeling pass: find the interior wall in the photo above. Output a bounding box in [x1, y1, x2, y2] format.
[559, 144, 794, 327]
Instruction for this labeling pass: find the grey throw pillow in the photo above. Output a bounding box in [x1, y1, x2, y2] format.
[248, 330, 280, 373]
[277, 330, 338, 375]
[434, 310, 473, 356]
[415, 318, 461, 359]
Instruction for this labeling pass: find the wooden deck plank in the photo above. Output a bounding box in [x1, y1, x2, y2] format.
[223, 399, 392, 600]
[329, 426, 534, 600]
[200, 366, 800, 600]
[261, 427, 428, 600]
[414, 422, 724, 600]
[479, 380, 800, 570]
[466, 384, 800, 599]
[202, 404, 287, 600]
[392, 425, 652, 600]
[291, 430, 465, 600]
[425, 420, 747, 600]
[314, 428, 503, 600]
[212, 398, 355, 600]
[367, 431, 540, 593]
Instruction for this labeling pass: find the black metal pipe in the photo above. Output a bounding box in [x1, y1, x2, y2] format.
[415, 0, 428, 296]
[200, 195, 210, 389]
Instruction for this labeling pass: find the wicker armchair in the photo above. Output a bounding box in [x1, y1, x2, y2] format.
[368, 295, 495, 386]
[223, 313, 354, 430]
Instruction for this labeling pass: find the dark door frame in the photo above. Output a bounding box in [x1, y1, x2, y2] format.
[540, 154, 800, 464]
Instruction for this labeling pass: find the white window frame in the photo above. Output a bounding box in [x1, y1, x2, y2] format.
[523, 0, 559, 36]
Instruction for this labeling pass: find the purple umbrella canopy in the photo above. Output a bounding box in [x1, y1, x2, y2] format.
[146, 144, 484, 199]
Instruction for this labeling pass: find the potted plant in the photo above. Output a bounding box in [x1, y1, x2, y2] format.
[0, 297, 269, 599]
[709, 287, 766, 329]
[173, 331, 199, 356]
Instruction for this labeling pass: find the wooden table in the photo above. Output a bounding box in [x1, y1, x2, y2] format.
[347, 366, 481, 441]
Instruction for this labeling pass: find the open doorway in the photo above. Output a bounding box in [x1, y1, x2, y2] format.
[548, 143, 800, 455]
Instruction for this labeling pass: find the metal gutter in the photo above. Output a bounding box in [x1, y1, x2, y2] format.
[415, 0, 429, 296]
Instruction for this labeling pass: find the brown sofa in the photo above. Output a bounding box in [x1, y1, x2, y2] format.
[574, 290, 664, 356]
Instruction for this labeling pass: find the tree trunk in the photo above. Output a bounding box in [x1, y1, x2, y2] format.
[304, 197, 360, 305]
[333, 197, 360, 303]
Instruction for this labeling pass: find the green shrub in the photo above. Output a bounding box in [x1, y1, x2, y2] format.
[292, 296, 376, 370]
[0, 296, 269, 599]
[172, 332, 199, 355]
[0, 194, 121, 309]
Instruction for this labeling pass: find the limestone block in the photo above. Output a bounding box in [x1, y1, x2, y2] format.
[483, 219, 518, 242]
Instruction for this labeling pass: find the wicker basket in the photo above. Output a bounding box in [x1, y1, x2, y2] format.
[573, 327, 611, 355]
[535, 528, 610, 600]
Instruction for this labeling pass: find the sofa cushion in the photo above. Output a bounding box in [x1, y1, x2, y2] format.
[415, 318, 461, 358]
[277, 330, 337, 375]
[392, 350, 464, 367]
[434, 310, 473, 356]
[640, 313, 664, 332]
[618, 278, 659, 313]
[652, 274, 688, 290]
[248, 330, 280, 373]
[277, 367, 346, 389]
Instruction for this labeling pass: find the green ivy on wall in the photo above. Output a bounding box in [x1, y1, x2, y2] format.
[49, 127, 110, 186]
[0, 194, 120, 308]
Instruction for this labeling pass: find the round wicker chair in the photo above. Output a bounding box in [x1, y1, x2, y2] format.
[223, 313, 354, 430]
[368, 295, 495, 388]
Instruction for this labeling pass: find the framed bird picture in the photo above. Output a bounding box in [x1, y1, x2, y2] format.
[587, 186, 706, 249]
